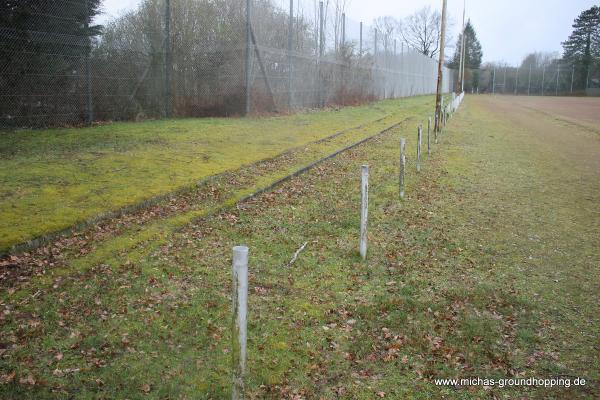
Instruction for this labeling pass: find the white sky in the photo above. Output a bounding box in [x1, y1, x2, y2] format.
[97, 0, 598, 65]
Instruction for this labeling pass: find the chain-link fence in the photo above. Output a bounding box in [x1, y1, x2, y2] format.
[477, 63, 600, 95]
[0, 0, 454, 129]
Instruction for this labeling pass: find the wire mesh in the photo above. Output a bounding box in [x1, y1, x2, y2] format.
[478, 63, 600, 95]
[1, 0, 456, 129]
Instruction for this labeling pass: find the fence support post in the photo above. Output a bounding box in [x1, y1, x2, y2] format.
[318, 1, 324, 107]
[245, 0, 251, 115]
[400, 138, 406, 199]
[232, 246, 249, 400]
[434, 113, 439, 143]
[541, 65, 545, 96]
[360, 165, 369, 260]
[417, 125, 422, 172]
[341, 13, 346, 49]
[359, 22, 363, 56]
[528, 64, 531, 96]
[287, 0, 294, 110]
[570, 65, 575, 93]
[165, 0, 172, 118]
[556, 66, 560, 96]
[427, 117, 431, 156]
[84, 0, 93, 125]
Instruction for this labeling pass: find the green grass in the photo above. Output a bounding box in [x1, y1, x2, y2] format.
[0, 97, 431, 252]
[1, 95, 599, 399]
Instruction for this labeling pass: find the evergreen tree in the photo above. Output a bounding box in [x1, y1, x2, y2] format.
[449, 20, 482, 70]
[561, 5, 600, 86]
[0, 0, 102, 126]
[448, 20, 482, 91]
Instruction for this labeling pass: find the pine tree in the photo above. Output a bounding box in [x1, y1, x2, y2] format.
[448, 20, 482, 91]
[0, 0, 102, 126]
[449, 21, 482, 70]
[561, 6, 600, 87]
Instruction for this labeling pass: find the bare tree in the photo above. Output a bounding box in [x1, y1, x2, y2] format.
[372, 16, 399, 53]
[399, 6, 451, 58]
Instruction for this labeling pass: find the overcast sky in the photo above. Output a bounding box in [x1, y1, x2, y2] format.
[97, 0, 598, 65]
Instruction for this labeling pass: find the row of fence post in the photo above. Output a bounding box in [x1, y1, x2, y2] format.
[230, 92, 465, 398]
[490, 64, 589, 95]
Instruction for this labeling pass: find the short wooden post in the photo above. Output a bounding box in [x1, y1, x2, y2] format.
[416, 125, 422, 172]
[399, 138, 406, 199]
[427, 117, 431, 156]
[359, 165, 369, 260]
[232, 246, 249, 400]
[434, 113, 439, 143]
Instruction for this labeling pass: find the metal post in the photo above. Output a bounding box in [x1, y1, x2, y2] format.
[416, 125, 422, 172]
[245, 0, 251, 115]
[84, 0, 93, 125]
[165, 0, 172, 118]
[434, 113, 439, 143]
[503, 66, 506, 94]
[399, 138, 406, 199]
[318, 1, 325, 107]
[341, 13, 346, 49]
[359, 165, 369, 260]
[231, 246, 249, 400]
[541, 65, 545, 96]
[434, 0, 448, 133]
[528, 64, 531, 96]
[492, 67, 495, 94]
[359, 21, 363, 56]
[427, 117, 431, 156]
[287, 0, 294, 110]
[319, 1, 324, 58]
[586, 68, 590, 89]
[556, 65, 560, 96]
[515, 67, 519, 95]
[570, 65, 575, 93]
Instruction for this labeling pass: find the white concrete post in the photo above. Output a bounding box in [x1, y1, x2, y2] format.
[359, 165, 369, 260]
[399, 138, 406, 199]
[416, 125, 422, 172]
[232, 246, 249, 400]
[427, 117, 431, 156]
[434, 113, 439, 143]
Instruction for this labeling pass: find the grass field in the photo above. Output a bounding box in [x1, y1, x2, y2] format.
[1, 95, 599, 399]
[0, 97, 433, 252]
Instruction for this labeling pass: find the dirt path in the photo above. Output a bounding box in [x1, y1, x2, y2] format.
[491, 95, 600, 134]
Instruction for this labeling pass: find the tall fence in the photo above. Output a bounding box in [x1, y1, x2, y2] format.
[477, 63, 600, 96]
[0, 0, 454, 129]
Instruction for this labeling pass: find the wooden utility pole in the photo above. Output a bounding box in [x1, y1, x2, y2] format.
[458, 0, 466, 93]
[434, 0, 448, 133]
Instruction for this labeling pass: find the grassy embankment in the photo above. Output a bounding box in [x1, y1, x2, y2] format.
[0, 97, 433, 252]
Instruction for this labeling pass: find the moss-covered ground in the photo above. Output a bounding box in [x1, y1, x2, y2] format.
[0, 97, 431, 252]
